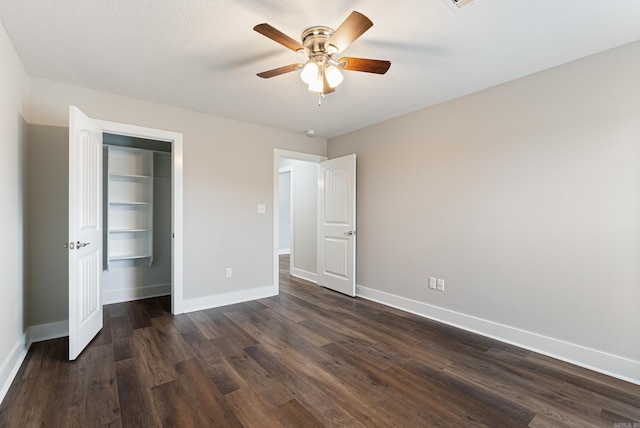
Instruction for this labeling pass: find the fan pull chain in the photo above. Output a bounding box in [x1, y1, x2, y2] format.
[318, 92, 324, 107]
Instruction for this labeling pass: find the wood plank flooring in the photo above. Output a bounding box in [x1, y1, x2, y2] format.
[1, 255, 639, 427]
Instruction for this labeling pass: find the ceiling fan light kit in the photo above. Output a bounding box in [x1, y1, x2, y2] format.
[254, 11, 391, 101]
[301, 61, 344, 93]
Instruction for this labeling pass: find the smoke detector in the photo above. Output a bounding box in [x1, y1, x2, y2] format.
[442, 0, 476, 12]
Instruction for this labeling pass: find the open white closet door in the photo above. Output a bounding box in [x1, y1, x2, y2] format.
[68, 106, 103, 360]
[317, 154, 356, 297]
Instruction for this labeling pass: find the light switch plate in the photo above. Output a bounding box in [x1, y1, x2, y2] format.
[437, 278, 445, 291]
[429, 277, 437, 289]
[257, 204, 266, 214]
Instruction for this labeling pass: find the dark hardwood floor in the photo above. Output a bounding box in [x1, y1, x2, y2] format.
[1, 255, 639, 427]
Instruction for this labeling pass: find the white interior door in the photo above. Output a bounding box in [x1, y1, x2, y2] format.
[68, 106, 103, 360]
[317, 154, 356, 296]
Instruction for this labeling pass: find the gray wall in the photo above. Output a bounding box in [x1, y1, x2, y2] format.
[152, 153, 172, 282]
[26, 125, 69, 326]
[328, 40, 640, 364]
[0, 20, 28, 397]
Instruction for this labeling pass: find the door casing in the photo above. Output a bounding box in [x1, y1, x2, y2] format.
[95, 119, 184, 314]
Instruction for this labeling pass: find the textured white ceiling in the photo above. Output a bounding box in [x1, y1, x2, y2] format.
[2, 0, 640, 138]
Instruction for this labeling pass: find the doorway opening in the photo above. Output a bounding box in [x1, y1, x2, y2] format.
[273, 150, 326, 292]
[97, 119, 184, 314]
[273, 149, 357, 297]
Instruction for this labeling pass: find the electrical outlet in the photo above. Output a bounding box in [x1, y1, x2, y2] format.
[429, 277, 437, 289]
[257, 204, 266, 214]
[437, 278, 445, 291]
[226, 268, 233, 278]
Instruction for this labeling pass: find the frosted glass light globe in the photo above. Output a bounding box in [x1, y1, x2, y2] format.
[325, 66, 344, 88]
[308, 76, 323, 92]
[301, 62, 319, 84]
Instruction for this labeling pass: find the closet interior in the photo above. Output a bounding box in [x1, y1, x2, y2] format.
[102, 133, 172, 304]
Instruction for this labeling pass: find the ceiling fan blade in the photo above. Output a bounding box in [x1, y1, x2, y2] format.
[325, 11, 373, 53]
[254, 23, 305, 52]
[323, 73, 335, 94]
[338, 57, 391, 74]
[257, 64, 303, 78]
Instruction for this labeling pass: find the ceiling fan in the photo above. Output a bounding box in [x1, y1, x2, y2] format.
[254, 11, 391, 98]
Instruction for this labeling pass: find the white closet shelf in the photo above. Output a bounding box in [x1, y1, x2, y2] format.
[109, 253, 153, 261]
[109, 228, 152, 233]
[109, 201, 151, 206]
[109, 173, 152, 180]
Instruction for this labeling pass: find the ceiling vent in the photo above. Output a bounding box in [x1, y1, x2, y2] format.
[442, 0, 476, 12]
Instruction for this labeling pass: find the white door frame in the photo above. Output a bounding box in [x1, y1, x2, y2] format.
[98, 119, 184, 314]
[278, 166, 293, 256]
[273, 149, 326, 291]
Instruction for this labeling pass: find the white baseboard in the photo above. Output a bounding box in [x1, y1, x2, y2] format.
[356, 285, 640, 386]
[29, 320, 69, 343]
[290, 268, 317, 283]
[0, 333, 29, 405]
[180, 285, 277, 314]
[279, 248, 291, 255]
[102, 283, 171, 305]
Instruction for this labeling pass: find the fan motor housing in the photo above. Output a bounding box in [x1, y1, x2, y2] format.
[301, 26, 336, 55]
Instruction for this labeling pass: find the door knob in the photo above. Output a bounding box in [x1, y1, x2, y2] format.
[344, 230, 355, 236]
[76, 241, 90, 248]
